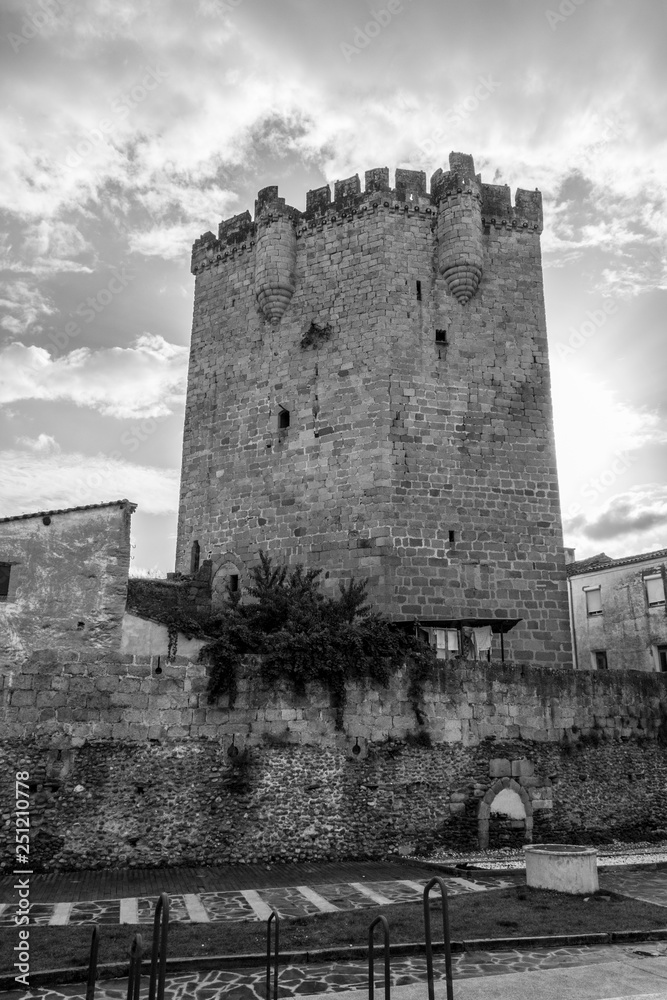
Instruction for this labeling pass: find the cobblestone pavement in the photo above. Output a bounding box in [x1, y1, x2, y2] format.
[7, 942, 663, 1000]
[0, 874, 522, 927]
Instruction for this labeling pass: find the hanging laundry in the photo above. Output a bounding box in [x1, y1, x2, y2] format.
[472, 626, 493, 652]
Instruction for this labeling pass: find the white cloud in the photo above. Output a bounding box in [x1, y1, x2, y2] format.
[0, 279, 56, 336]
[16, 433, 60, 454]
[0, 334, 187, 418]
[551, 362, 667, 501]
[564, 484, 667, 560]
[0, 448, 179, 516]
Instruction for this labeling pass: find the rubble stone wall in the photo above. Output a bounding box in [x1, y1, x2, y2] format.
[1, 656, 666, 869]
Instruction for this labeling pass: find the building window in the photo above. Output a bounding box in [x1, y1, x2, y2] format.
[229, 573, 239, 593]
[592, 650, 608, 670]
[190, 541, 200, 574]
[645, 574, 666, 607]
[585, 587, 602, 616]
[435, 329, 447, 344]
[278, 407, 290, 430]
[657, 646, 667, 672]
[448, 530, 456, 544]
[416, 280, 422, 301]
[0, 563, 10, 602]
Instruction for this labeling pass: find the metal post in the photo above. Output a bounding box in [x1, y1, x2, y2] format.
[126, 933, 143, 1000]
[148, 892, 169, 1000]
[86, 925, 99, 1000]
[368, 914, 391, 1000]
[423, 876, 454, 1000]
[266, 908, 280, 1000]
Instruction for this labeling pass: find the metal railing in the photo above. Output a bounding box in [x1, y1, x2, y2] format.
[423, 876, 454, 1000]
[86, 925, 99, 1000]
[126, 932, 143, 1000]
[368, 914, 391, 1000]
[148, 892, 169, 1000]
[266, 908, 280, 1000]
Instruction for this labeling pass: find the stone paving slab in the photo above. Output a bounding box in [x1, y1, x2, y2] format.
[600, 871, 667, 909]
[1, 944, 665, 1000]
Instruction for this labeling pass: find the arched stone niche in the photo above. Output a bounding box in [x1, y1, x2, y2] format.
[478, 778, 533, 850]
[211, 554, 244, 607]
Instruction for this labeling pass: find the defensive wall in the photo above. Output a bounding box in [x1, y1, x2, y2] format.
[2, 654, 667, 870]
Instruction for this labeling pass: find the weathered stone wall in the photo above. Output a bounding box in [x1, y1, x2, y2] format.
[2, 656, 667, 870]
[176, 153, 572, 666]
[0, 502, 134, 657]
[2, 654, 665, 745]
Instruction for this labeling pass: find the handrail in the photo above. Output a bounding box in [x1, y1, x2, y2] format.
[266, 908, 280, 1000]
[126, 932, 143, 1000]
[368, 914, 391, 1000]
[148, 892, 169, 1000]
[423, 876, 454, 1000]
[85, 925, 99, 1000]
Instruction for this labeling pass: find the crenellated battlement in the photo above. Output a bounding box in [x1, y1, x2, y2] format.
[191, 152, 543, 275]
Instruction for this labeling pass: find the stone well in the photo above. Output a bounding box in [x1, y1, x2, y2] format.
[524, 844, 598, 894]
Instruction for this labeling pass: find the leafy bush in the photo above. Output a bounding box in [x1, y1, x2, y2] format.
[200, 552, 436, 729]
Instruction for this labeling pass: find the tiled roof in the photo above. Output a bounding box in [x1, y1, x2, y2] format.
[567, 547, 667, 576]
[0, 499, 137, 524]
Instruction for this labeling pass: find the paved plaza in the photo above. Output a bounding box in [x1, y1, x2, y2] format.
[2, 859, 667, 999]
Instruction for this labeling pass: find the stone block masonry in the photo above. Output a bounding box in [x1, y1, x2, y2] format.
[2, 654, 667, 869]
[176, 152, 571, 666]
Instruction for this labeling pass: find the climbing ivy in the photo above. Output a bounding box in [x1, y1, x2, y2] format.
[201, 552, 437, 730]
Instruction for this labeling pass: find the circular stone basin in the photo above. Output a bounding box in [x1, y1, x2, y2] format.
[524, 843, 598, 894]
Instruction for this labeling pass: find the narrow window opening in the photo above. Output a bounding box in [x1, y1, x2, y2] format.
[592, 650, 608, 670]
[657, 645, 667, 672]
[448, 530, 455, 544]
[278, 408, 290, 430]
[229, 573, 239, 593]
[416, 280, 422, 301]
[0, 563, 10, 602]
[435, 329, 447, 344]
[190, 541, 200, 574]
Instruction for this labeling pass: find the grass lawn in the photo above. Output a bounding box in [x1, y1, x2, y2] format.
[2, 886, 667, 975]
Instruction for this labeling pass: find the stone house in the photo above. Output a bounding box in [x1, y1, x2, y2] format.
[566, 548, 667, 671]
[0, 499, 135, 656]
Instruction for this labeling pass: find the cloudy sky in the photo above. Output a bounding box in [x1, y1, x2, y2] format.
[1, 0, 665, 575]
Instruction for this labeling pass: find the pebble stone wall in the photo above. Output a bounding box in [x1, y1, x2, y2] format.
[176, 152, 572, 666]
[2, 654, 667, 870]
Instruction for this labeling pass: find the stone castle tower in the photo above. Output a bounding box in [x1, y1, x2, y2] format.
[176, 152, 573, 666]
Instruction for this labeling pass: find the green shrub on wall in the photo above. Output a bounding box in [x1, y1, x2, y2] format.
[201, 552, 437, 729]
